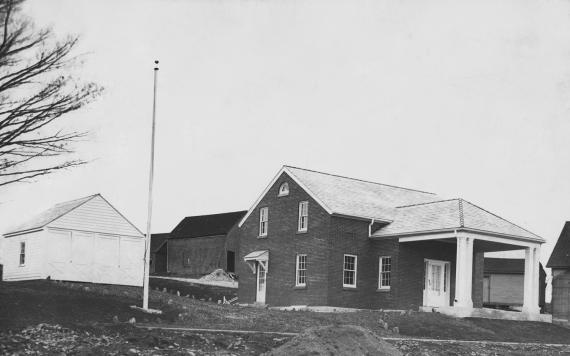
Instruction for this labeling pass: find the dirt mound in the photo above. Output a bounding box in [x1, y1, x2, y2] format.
[199, 268, 235, 282]
[263, 325, 402, 356]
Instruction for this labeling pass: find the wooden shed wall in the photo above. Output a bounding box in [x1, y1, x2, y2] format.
[2, 230, 46, 281]
[552, 271, 570, 321]
[49, 195, 141, 237]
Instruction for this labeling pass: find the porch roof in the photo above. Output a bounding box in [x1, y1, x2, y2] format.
[372, 199, 543, 242]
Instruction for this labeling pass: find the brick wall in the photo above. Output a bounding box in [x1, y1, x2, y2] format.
[237, 172, 331, 306]
[167, 235, 227, 276]
[326, 217, 400, 309]
[398, 240, 457, 310]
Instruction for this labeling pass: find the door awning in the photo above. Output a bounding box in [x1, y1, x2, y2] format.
[243, 250, 269, 273]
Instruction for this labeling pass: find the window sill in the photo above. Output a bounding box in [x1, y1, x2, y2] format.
[294, 285, 307, 290]
[376, 288, 391, 292]
[257, 235, 268, 239]
[296, 230, 308, 235]
[342, 286, 357, 291]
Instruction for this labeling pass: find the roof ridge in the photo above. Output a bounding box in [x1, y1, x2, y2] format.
[395, 198, 460, 209]
[181, 210, 248, 219]
[458, 198, 465, 227]
[284, 165, 436, 195]
[461, 199, 541, 239]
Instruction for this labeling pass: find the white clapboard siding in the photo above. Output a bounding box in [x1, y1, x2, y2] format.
[48, 195, 141, 237]
[3, 231, 45, 281]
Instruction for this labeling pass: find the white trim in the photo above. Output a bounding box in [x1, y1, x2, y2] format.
[378, 256, 392, 290]
[259, 207, 268, 237]
[278, 182, 289, 197]
[19, 241, 26, 267]
[295, 254, 307, 287]
[395, 229, 542, 248]
[371, 227, 546, 244]
[298, 201, 308, 232]
[343, 254, 357, 288]
[238, 167, 333, 228]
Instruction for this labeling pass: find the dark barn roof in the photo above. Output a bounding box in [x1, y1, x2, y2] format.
[547, 221, 570, 268]
[170, 211, 247, 239]
[485, 258, 546, 275]
[151, 233, 169, 253]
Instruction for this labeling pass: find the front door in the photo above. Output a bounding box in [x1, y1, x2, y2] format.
[423, 259, 450, 307]
[256, 262, 267, 304]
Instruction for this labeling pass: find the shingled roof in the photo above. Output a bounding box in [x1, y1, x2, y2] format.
[170, 211, 247, 239]
[240, 166, 543, 243]
[547, 222, 570, 268]
[373, 199, 542, 241]
[4, 194, 98, 236]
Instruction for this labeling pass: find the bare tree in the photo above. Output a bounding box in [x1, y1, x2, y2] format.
[0, 0, 102, 188]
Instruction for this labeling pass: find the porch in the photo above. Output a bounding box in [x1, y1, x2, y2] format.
[394, 230, 545, 321]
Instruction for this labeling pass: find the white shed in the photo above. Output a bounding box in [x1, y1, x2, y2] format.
[2, 194, 145, 286]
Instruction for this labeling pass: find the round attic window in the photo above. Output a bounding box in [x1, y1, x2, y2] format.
[278, 182, 289, 196]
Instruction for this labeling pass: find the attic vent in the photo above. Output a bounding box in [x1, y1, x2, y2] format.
[278, 182, 289, 196]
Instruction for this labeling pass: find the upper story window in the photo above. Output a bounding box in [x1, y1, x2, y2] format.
[19, 241, 26, 266]
[343, 254, 357, 288]
[298, 201, 308, 232]
[278, 182, 289, 196]
[259, 207, 268, 237]
[378, 256, 392, 290]
[296, 254, 307, 287]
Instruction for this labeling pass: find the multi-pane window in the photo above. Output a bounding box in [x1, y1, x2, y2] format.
[296, 254, 307, 287]
[343, 254, 357, 288]
[19, 242, 26, 266]
[378, 256, 392, 289]
[298, 201, 308, 232]
[259, 207, 268, 237]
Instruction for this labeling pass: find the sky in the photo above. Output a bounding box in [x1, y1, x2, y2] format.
[1, 0, 570, 276]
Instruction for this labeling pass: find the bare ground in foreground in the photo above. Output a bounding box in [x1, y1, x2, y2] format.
[1, 280, 570, 355]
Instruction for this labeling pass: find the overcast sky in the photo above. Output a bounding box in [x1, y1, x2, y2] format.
[1, 0, 570, 268]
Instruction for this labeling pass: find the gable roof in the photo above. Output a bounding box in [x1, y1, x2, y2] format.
[547, 222, 570, 268]
[373, 198, 543, 242]
[170, 211, 247, 239]
[239, 166, 441, 226]
[239, 166, 543, 243]
[3, 194, 98, 236]
[151, 233, 169, 253]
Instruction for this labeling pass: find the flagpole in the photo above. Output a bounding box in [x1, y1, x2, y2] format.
[143, 60, 159, 310]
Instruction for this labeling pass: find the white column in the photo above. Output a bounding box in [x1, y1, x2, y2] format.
[454, 236, 474, 308]
[522, 245, 540, 315]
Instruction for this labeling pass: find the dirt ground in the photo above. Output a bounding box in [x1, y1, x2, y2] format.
[2, 280, 570, 355]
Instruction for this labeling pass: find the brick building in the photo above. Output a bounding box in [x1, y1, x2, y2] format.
[231, 166, 545, 318]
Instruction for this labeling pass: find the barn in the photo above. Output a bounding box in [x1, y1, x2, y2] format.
[2, 194, 145, 286]
[167, 211, 246, 277]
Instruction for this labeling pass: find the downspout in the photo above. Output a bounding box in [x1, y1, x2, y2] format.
[369, 219, 375, 237]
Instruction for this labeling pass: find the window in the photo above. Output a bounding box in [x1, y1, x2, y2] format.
[278, 182, 289, 196]
[19, 241, 25, 266]
[378, 256, 392, 289]
[296, 254, 307, 287]
[343, 254, 357, 288]
[259, 207, 268, 237]
[298, 201, 308, 232]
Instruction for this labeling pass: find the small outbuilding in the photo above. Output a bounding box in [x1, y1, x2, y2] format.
[167, 211, 246, 277]
[483, 258, 546, 310]
[547, 221, 570, 323]
[2, 194, 145, 286]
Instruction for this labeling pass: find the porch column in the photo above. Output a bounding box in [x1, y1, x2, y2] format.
[454, 235, 473, 308]
[523, 245, 540, 314]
